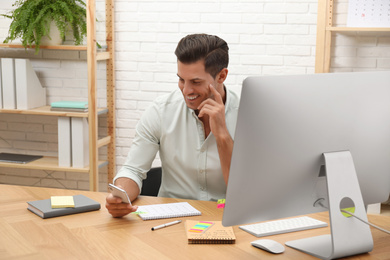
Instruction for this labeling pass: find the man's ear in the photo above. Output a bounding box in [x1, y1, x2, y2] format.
[217, 68, 228, 83]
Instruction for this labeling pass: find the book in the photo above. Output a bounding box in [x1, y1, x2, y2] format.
[0, 152, 42, 164]
[185, 220, 236, 244]
[51, 101, 88, 109]
[136, 202, 201, 220]
[51, 107, 88, 112]
[27, 194, 101, 219]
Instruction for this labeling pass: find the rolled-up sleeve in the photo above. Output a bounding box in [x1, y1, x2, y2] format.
[114, 103, 161, 192]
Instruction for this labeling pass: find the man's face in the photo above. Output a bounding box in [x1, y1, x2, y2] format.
[177, 60, 217, 113]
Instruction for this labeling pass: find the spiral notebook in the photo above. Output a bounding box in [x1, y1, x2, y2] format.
[186, 220, 236, 244]
[136, 202, 201, 220]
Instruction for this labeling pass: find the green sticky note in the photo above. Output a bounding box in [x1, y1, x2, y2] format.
[131, 211, 147, 215]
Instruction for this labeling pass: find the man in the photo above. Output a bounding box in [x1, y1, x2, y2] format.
[106, 34, 239, 217]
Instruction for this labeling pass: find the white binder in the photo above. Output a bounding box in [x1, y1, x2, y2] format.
[1, 58, 16, 109]
[58, 117, 72, 167]
[15, 59, 46, 110]
[71, 117, 89, 168]
[0, 61, 2, 108]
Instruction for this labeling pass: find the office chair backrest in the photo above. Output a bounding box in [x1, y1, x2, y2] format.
[140, 167, 162, 196]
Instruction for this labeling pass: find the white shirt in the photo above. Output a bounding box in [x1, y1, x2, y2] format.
[114, 88, 240, 201]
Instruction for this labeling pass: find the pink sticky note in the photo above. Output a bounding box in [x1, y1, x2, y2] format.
[217, 203, 225, 208]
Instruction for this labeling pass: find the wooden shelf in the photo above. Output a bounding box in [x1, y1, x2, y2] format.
[0, 44, 110, 61]
[315, 0, 390, 73]
[0, 43, 87, 51]
[327, 27, 390, 32]
[0, 0, 116, 191]
[0, 156, 107, 173]
[0, 106, 108, 117]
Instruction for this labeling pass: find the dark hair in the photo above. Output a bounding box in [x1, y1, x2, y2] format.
[174, 34, 229, 78]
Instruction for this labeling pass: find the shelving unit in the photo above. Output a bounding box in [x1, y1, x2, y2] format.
[315, 0, 390, 73]
[0, 0, 116, 191]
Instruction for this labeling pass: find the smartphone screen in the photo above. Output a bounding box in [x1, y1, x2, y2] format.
[108, 184, 131, 204]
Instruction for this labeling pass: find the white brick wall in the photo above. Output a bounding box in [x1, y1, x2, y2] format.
[1, 0, 389, 191]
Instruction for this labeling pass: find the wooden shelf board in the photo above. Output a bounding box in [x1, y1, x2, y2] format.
[97, 136, 112, 148]
[0, 156, 107, 173]
[0, 43, 87, 51]
[327, 27, 390, 32]
[0, 106, 108, 117]
[96, 51, 111, 61]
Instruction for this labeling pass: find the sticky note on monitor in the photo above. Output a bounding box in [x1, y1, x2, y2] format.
[217, 199, 226, 208]
[341, 207, 355, 217]
[51, 196, 75, 208]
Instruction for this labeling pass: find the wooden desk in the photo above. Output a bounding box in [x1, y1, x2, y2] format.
[1, 184, 389, 259]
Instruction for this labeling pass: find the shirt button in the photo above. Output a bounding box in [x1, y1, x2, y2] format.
[200, 187, 205, 191]
[200, 169, 204, 173]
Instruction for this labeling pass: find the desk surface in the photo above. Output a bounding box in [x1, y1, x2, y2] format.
[1, 184, 389, 260]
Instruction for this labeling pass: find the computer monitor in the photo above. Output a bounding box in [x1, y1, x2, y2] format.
[223, 71, 390, 259]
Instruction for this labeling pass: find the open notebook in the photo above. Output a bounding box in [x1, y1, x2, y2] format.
[136, 202, 201, 220]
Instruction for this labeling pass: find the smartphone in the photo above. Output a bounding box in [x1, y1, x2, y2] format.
[108, 183, 131, 204]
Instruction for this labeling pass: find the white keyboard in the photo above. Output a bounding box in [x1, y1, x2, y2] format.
[240, 216, 328, 237]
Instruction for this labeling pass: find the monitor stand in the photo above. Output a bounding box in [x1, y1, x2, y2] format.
[285, 151, 373, 259]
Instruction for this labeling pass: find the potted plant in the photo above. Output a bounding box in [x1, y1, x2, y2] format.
[1, 0, 87, 53]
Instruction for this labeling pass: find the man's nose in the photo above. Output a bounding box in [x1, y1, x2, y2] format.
[182, 82, 194, 94]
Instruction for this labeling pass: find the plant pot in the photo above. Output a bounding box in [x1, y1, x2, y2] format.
[39, 21, 63, 46]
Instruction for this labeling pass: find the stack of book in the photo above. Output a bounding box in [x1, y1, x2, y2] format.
[51, 101, 88, 112]
[27, 195, 101, 219]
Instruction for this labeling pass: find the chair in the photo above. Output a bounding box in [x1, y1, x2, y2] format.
[140, 167, 162, 196]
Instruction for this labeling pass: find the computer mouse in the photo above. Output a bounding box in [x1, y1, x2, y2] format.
[251, 239, 285, 254]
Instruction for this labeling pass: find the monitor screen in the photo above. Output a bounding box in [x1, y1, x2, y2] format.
[223, 71, 390, 227]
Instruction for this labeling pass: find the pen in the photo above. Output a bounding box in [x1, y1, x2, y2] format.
[151, 220, 182, 231]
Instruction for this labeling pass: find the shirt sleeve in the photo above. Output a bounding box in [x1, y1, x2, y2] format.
[114, 102, 161, 192]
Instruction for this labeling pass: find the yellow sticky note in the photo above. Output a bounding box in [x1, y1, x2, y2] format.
[217, 199, 226, 204]
[341, 207, 355, 218]
[51, 196, 75, 208]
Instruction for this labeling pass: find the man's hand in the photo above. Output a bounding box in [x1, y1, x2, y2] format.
[197, 84, 228, 137]
[197, 84, 233, 185]
[106, 187, 138, 218]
